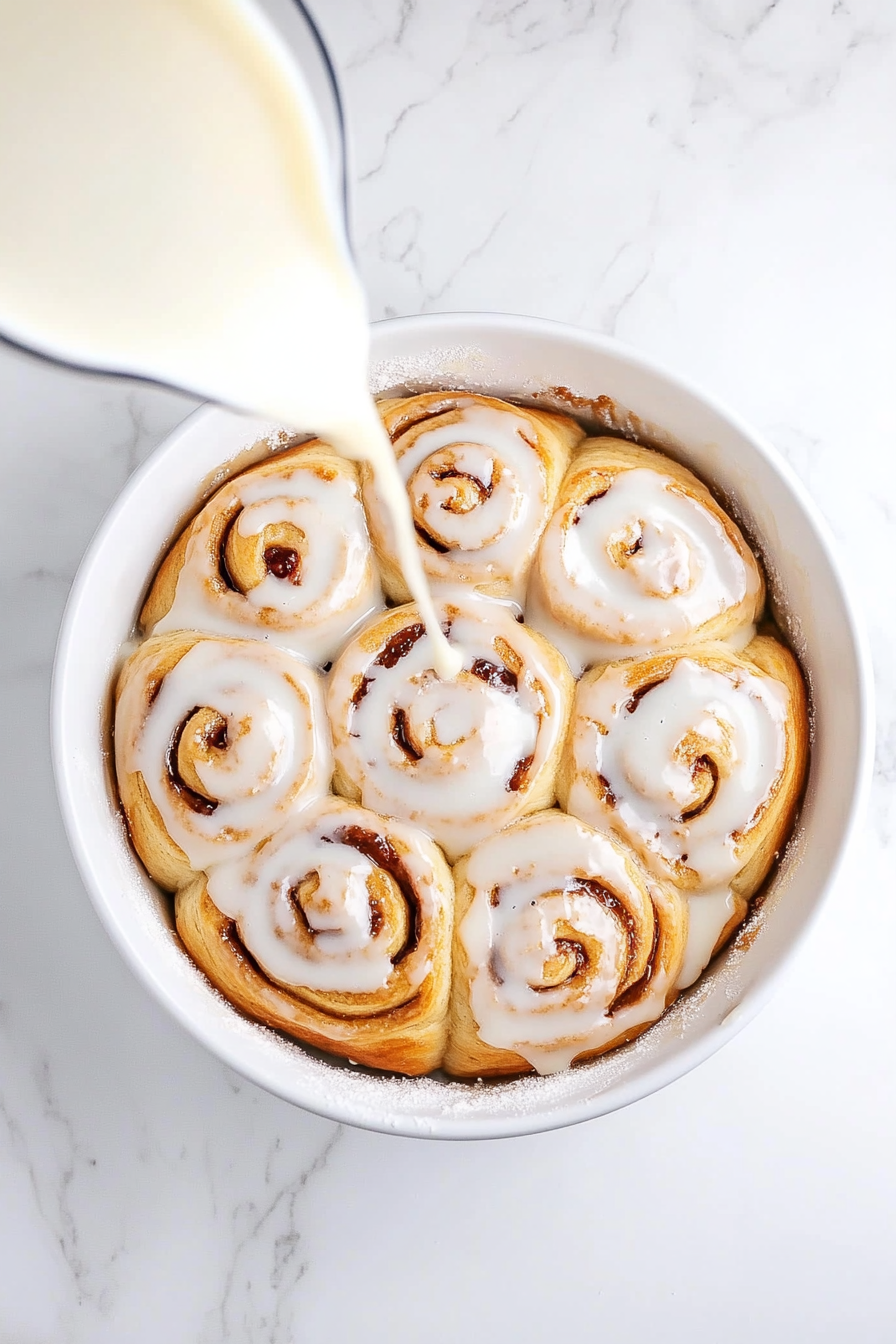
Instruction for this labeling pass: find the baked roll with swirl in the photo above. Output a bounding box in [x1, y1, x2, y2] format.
[362, 393, 584, 602]
[444, 810, 687, 1077]
[326, 591, 574, 861]
[114, 632, 331, 889]
[559, 637, 808, 983]
[528, 440, 764, 674]
[175, 798, 454, 1075]
[142, 440, 383, 666]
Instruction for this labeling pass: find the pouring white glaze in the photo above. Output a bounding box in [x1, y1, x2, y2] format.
[0, 0, 461, 677]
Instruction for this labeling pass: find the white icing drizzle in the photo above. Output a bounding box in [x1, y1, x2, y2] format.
[118, 639, 330, 870]
[566, 657, 789, 889]
[332, 410, 464, 681]
[152, 460, 383, 665]
[327, 591, 568, 861]
[678, 888, 740, 989]
[531, 468, 758, 673]
[207, 798, 439, 996]
[367, 402, 549, 598]
[459, 812, 680, 1075]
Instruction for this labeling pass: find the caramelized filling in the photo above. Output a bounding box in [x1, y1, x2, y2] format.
[388, 401, 454, 438]
[568, 878, 637, 985]
[391, 707, 422, 761]
[680, 755, 720, 821]
[327, 824, 420, 962]
[507, 752, 534, 792]
[285, 873, 318, 935]
[530, 937, 587, 992]
[429, 464, 493, 511]
[625, 678, 664, 715]
[470, 658, 518, 694]
[611, 905, 661, 1012]
[207, 720, 228, 751]
[264, 544, 301, 582]
[351, 621, 427, 707]
[165, 710, 218, 815]
[572, 486, 609, 524]
[217, 514, 241, 592]
[376, 622, 427, 669]
[414, 522, 451, 553]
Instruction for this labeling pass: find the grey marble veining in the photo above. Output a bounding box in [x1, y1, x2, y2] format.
[1, 1, 895, 1340]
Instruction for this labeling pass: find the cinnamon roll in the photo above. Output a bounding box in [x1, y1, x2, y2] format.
[362, 393, 584, 602]
[175, 798, 453, 1075]
[444, 810, 687, 1077]
[326, 591, 574, 861]
[559, 637, 808, 984]
[114, 632, 331, 889]
[142, 440, 383, 666]
[529, 440, 764, 674]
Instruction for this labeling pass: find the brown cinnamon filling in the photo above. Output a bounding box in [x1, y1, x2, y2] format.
[430, 465, 493, 511]
[529, 937, 587, 992]
[326, 825, 420, 961]
[573, 879, 638, 988]
[351, 621, 427, 708]
[387, 402, 454, 438]
[207, 720, 228, 751]
[625, 678, 663, 715]
[284, 875, 317, 936]
[391, 707, 422, 761]
[596, 773, 617, 807]
[217, 514, 240, 592]
[166, 710, 218, 815]
[414, 522, 450, 554]
[413, 466, 493, 552]
[376, 622, 427, 668]
[611, 904, 662, 1011]
[507, 752, 534, 792]
[285, 871, 387, 944]
[572, 486, 609, 524]
[264, 544, 301, 582]
[470, 658, 518, 694]
[522, 880, 637, 995]
[680, 755, 720, 821]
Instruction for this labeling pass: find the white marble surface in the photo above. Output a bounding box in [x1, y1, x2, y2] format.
[1, 0, 894, 1338]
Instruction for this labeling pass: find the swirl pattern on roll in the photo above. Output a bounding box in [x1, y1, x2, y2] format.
[559, 637, 808, 901]
[327, 590, 573, 861]
[445, 811, 687, 1076]
[114, 632, 331, 889]
[176, 798, 454, 1074]
[529, 440, 764, 673]
[142, 440, 383, 666]
[363, 393, 584, 602]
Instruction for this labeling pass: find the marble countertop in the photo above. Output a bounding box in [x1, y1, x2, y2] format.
[1, 1, 894, 1339]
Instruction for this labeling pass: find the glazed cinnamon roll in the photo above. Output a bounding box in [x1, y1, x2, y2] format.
[444, 810, 687, 1077]
[528, 440, 764, 673]
[326, 591, 574, 861]
[362, 393, 584, 602]
[114, 633, 331, 890]
[175, 798, 453, 1075]
[142, 440, 383, 666]
[559, 637, 808, 984]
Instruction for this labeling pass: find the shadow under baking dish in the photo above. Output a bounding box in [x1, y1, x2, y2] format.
[52, 313, 874, 1139]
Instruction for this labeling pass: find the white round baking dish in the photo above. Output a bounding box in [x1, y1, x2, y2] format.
[52, 313, 873, 1139]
